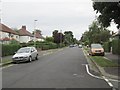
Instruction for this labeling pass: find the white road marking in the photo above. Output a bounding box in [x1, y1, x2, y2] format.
[109, 78, 120, 82]
[102, 76, 113, 87]
[85, 64, 102, 79]
[73, 74, 77, 76]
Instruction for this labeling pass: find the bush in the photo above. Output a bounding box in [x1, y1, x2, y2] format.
[2, 44, 21, 56]
[112, 39, 120, 55]
[103, 41, 111, 52]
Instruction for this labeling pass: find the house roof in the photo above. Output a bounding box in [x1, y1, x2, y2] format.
[34, 30, 44, 39]
[35, 32, 42, 38]
[0, 23, 18, 35]
[18, 26, 33, 37]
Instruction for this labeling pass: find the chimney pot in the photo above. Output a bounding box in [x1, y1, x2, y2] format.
[22, 26, 26, 30]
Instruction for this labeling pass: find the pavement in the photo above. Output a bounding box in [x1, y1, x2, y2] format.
[103, 52, 120, 79]
[2, 47, 111, 89]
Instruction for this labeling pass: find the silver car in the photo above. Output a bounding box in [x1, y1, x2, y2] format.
[12, 47, 38, 63]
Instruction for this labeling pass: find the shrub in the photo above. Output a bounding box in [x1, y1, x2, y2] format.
[103, 41, 111, 52]
[2, 44, 21, 56]
[112, 39, 120, 55]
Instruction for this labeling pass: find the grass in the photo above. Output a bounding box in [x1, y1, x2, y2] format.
[90, 56, 119, 67]
[83, 46, 90, 52]
[1, 59, 12, 64]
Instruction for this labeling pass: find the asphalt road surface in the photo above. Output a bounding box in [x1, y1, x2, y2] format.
[2, 47, 111, 88]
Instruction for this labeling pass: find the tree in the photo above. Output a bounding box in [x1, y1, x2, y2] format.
[52, 30, 64, 44]
[93, 2, 120, 29]
[64, 31, 74, 45]
[32, 29, 41, 35]
[81, 21, 111, 45]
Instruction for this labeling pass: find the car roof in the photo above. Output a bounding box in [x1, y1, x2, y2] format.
[91, 44, 101, 46]
[20, 47, 35, 49]
[91, 44, 102, 48]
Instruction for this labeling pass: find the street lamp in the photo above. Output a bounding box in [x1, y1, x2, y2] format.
[60, 30, 62, 47]
[34, 20, 38, 47]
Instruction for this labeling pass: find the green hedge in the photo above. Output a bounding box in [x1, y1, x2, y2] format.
[103, 41, 111, 52]
[2, 44, 21, 56]
[112, 39, 120, 55]
[2, 41, 64, 56]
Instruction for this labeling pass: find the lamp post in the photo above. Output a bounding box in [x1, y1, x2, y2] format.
[34, 20, 38, 47]
[60, 30, 62, 47]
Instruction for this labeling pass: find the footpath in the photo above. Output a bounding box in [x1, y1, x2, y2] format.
[103, 53, 120, 79]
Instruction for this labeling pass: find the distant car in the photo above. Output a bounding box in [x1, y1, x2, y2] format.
[89, 44, 104, 56]
[78, 44, 82, 48]
[12, 47, 38, 63]
[74, 44, 78, 47]
[69, 44, 74, 48]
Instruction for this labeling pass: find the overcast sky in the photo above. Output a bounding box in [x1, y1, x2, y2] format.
[1, 0, 118, 40]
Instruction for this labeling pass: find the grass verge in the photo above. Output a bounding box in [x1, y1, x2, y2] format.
[90, 56, 120, 67]
[2, 59, 12, 64]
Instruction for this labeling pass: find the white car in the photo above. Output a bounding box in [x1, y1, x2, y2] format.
[12, 47, 38, 63]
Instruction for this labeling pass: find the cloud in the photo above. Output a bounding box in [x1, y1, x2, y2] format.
[2, 0, 95, 40]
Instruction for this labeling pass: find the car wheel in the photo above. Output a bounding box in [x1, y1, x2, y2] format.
[35, 54, 38, 60]
[29, 56, 32, 62]
[13, 61, 17, 64]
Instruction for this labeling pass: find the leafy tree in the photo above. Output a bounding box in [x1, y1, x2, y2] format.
[81, 21, 111, 45]
[32, 29, 42, 35]
[52, 30, 64, 44]
[93, 2, 120, 29]
[45, 36, 54, 42]
[64, 31, 74, 45]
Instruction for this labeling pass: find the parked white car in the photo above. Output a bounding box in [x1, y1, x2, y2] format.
[12, 47, 38, 63]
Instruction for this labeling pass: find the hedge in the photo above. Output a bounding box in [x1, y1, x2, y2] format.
[2, 44, 21, 56]
[103, 41, 111, 52]
[2, 41, 64, 56]
[112, 39, 120, 55]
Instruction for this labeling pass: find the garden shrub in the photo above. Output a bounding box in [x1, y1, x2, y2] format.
[2, 44, 21, 56]
[112, 39, 120, 55]
[103, 41, 111, 52]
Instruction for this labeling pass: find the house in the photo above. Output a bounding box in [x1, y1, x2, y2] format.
[112, 30, 120, 40]
[0, 24, 44, 44]
[0, 23, 19, 44]
[34, 30, 44, 42]
[18, 26, 34, 43]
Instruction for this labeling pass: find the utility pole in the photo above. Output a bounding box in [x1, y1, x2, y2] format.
[34, 20, 38, 47]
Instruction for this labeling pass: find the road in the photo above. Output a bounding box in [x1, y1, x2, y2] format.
[2, 47, 111, 88]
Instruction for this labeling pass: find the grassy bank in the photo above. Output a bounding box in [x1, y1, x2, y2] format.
[90, 56, 119, 67]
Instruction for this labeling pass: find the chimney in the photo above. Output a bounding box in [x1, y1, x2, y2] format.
[22, 26, 26, 30]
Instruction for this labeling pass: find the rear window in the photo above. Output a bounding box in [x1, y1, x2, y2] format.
[91, 44, 102, 48]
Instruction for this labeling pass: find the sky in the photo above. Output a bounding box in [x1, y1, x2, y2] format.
[1, 0, 118, 40]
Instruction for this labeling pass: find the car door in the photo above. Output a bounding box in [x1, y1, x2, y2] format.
[30, 48, 35, 59]
[32, 47, 37, 59]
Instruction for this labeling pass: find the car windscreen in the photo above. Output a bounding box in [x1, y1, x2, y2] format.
[17, 48, 31, 53]
[91, 44, 102, 48]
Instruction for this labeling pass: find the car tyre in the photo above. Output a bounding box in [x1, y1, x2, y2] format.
[35, 54, 38, 60]
[29, 56, 32, 62]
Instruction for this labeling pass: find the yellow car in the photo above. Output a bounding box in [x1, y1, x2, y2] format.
[89, 44, 104, 56]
